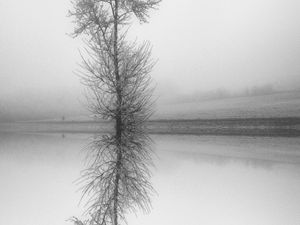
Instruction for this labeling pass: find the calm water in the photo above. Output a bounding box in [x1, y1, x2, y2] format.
[0, 133, 299, 225]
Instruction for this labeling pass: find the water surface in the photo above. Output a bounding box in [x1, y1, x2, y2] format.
[0, 133, 299, 225]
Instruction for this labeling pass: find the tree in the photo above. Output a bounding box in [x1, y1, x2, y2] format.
[69, 1, 161, 225]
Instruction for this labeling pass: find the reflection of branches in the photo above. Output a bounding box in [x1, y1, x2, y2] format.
[78, 130, 154, 225]
[69, 1, 160, 224]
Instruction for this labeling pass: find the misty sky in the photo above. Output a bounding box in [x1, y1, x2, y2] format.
[0, 0, 299, 121]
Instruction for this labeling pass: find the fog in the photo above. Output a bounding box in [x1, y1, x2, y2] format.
[0, 0, 299, 121]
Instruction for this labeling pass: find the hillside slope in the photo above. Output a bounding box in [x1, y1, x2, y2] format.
[154, 91, 300, 120]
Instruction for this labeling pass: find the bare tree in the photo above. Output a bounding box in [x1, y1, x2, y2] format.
[69, 1, 161, 225]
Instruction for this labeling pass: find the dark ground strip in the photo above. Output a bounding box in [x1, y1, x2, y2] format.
[1, 117, 300, 137]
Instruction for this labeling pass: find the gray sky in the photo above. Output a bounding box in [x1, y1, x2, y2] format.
[0, 0, 299, 121]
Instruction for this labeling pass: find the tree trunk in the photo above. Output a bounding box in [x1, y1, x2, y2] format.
[113, 1, 122, 225]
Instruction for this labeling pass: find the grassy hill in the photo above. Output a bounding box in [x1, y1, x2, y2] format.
[154, 91, 300, 120]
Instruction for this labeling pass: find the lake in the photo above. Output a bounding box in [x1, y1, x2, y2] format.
[0, 132, 299, 225]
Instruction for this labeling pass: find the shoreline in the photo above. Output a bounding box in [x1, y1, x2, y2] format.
[1, 117, 300, 137]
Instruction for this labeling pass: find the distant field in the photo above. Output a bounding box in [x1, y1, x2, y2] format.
[1, 92, 299, 137]
[154, 91, 300, 120]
